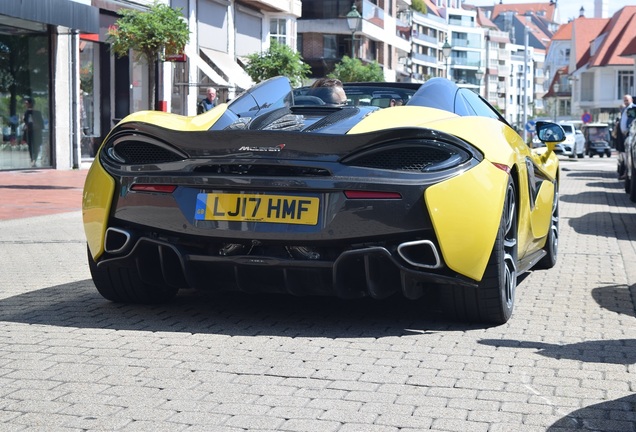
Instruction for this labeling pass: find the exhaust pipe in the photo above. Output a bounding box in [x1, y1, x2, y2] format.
[397, 240, 442, 269]
[104, 227, 132, 254]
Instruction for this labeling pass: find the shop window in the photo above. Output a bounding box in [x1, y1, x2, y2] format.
[80, 39, 100, 159]
[0, 32, 51, 170]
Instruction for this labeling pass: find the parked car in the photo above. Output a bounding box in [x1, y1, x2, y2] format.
[582, 123, 612, 157]
[557, 122, 585, 158]
[82, 76, 563, 325]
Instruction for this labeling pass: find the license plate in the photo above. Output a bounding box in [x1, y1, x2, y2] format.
[195, 192, 319, 225]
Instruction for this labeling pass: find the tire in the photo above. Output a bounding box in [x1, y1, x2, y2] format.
[577, 153, 584, 159]
[537, 187, 559, 269]
[630, 165, 636, 203]
[87, 246, 179, 303]
[442, 176, 517, 325]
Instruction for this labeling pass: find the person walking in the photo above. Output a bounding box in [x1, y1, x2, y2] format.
[618, 94, 635, 179]
[22, 98, 43, 167]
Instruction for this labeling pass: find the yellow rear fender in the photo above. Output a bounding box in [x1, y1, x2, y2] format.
[425, 161, 509, 281]
[349, 109, 520, 167]
[82, 157, 116, 261]
[116, 104, 229, 132]
[530, 178, 556, 239]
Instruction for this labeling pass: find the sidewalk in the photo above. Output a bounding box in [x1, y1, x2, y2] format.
[0, 168, 88, 220]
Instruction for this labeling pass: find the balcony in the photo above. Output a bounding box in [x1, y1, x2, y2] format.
[452, 58, 481, 67]
[412, 30, 437, 45]
[362, 0, 384, 29]
[248, 0, 301, 16]
[412, 52, 437, 64]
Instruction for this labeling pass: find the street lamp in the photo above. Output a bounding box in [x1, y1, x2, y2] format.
[475, 68, 484, 95]
[346, 4, 362, 59]
[522, 20, 529, 143]
[553, 82, 560, 122]
[442, 37, 452, 80]
[568, 74, 579, 115]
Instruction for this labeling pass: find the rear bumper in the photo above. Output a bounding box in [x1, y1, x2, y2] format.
[95, 235, 476, 300]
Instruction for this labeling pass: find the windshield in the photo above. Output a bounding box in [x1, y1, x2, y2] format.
[587, 127, 610, 142]
[561, 125, 574, 134]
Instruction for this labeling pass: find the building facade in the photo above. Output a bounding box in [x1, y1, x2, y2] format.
[0, 0, 98, 171]
[297, 0, 412, 81]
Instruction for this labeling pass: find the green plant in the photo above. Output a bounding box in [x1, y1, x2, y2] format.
[107, 1, 189, 110]
[327, 56, 384, 82]
[412, 0, 427, 14]
[244, 41, 310, 87]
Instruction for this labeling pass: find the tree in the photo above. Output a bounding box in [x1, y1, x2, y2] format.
[107, 1, 189, 110]
[328, 56, 385, 82]
[412, 0, 427, 14]
[244, 41, 310, 87]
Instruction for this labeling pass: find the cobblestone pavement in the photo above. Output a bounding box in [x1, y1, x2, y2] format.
[0, 157, 635, 431]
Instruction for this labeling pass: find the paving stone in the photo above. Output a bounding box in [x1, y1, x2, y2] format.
[0, 158, 635, 431]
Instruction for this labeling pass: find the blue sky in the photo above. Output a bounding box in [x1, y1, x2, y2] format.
[465, 1, 632, 24]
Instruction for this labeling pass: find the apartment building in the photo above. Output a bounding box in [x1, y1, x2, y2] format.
[297, 0, 412, 81]
[409, 6, 447, 83]
[168, 0, 301, 114]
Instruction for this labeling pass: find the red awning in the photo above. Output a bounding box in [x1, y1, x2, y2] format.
[80, 33, 99, 42]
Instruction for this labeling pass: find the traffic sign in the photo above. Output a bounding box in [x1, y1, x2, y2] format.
[525, 120, 536, 133]
[582, 112, 592, 123]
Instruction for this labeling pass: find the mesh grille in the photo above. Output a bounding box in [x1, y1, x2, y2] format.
[302, 108, 360, 132]
[113, 141, 185, 164]
[348, 146, 460, 172]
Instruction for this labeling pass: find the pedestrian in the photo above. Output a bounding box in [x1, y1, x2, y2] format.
[197, 87, 217, 114]
[23, 98, 43, 167]
[617, 94, 635, 179]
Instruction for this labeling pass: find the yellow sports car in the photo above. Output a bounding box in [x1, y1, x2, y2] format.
[82, 76, 564, 324]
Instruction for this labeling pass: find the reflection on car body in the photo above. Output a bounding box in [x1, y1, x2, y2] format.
[82, 77, 563, 325]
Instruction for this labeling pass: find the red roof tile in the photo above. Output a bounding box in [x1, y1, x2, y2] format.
[589, 6, 636, 67]
[423, 0, 442, 18]
[571, 17, 609, 69]
[620, 36, 636, 57]
[491, 2, 556, 22]
[474, 7, 498, 29]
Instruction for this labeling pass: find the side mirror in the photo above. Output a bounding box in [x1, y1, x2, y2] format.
[534, 121, 565, 161]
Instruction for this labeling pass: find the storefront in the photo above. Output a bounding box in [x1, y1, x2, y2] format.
[0, 0, 98, 170]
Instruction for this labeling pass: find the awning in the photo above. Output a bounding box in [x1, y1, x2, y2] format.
[200, 47, 254, 90]
[0, 0, 98, 33]
[184, 45, 229, 87]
